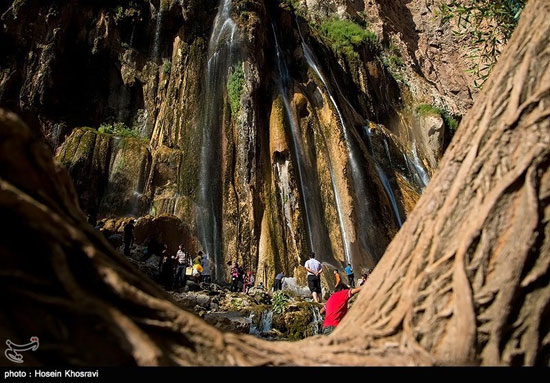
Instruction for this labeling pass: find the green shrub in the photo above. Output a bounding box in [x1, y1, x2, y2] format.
[320, 19, 378, 60]
[98, 122, 143, 138]
[227, 64, 245, 116]
[381, 53, 406, 85]
[437, 0, 525, 87]
[415, 104, 459, 131]
[163, 58, 171, 74]
[278, 0, 307, 17]
[272, 291, 290, 314]
[115, 6, 124, 20]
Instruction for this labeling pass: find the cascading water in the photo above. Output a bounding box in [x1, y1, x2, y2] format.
[411, 142, 430, 188]
[129, 24, 136, 48]
[197, 0, 238, 281]
[364, 126, 403, 227]
[297, 22, 374, 264]
[151, 3, 164, 60]
[383, 138, 392, 168]
[271, 24, 332, 258]
[249, 310, 273, 336]
[309, 306, 323, 335]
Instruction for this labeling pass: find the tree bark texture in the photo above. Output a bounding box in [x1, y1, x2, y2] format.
[0, 1, 548, 366]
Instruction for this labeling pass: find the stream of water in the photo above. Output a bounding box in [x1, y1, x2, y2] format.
[272, 23, 336, 259]
[197, 0, 239, 281]
[364, 126, 403, 227]
[151, 3, 164, 60]
[297, 21, 376, 264]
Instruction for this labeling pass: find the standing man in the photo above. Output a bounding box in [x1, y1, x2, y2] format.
[344, 263, 355, 288]
[305, 252, 323, 303]
[173, 244, 187, 289]
[273, 272, 285, 291]
[123, 219, 135, 257]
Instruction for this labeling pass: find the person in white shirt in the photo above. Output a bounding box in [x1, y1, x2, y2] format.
[173, 244, 187, 289]
[304, 252, 323, 303]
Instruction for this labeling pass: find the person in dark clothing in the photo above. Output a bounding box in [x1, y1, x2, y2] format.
[158, 244, 174, 289]
[123, 219, 135, 257]
[344, 263, 355, 288]
[359, 268, 372, 287]
[230, 262, 241, 292]
[273, 272, 284, 291]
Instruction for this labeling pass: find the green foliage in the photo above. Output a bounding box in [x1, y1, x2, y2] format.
[415, 104, 459, 131]
[437, 0, 526, 87]
[115, 6, 124, 20]
[272, 291, 290, 314]
[278, 0, 307, 17]
[227, 64, 245, 116]
[162, 58, 171, 74]
[381, 45, 407, 86]
[98, 122, 143, 138]
[320, 19, 378, 60]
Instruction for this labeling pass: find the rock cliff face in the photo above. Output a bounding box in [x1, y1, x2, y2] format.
[0, 0, 478, 285]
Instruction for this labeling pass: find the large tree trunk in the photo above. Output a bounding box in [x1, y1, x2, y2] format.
[0, 1, 548, 366]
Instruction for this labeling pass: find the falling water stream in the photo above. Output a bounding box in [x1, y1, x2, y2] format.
[197, 0, 238, 281]
[364, 126, 403, 227]
[411, 142, 430, 188]
[297, 22, 375, 264]
[151, 3, 164, 60]
[272, 24, 336, 259]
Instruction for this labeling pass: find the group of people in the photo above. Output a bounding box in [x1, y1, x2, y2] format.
[122, 218, 370, 335]
[158, 245, 212, 289]
[303, 252, 373, 335]
[229, 262, 257, 294]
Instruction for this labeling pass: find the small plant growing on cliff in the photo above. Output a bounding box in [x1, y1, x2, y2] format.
[415, 104, 459, 131]
[320, 19, 379, 60]
[228, 64, 245, 117]
[98, 122, 143, 138]
[437, 0, 525, 87]
[114, 6, 124, 21]
[162, 59, 171, 75]
[278, 0, 307, 17]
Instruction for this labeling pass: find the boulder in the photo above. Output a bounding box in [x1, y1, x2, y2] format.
[202, 312, 251, 334]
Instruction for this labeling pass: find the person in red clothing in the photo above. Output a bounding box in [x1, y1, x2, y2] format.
[320, 283, 363, 335]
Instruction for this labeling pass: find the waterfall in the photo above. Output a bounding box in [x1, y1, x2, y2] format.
[172, 192, 180, 216]
[411, 143, 430, 188]
[271, 24, 332, 258]
[151, 3, 164, 60]
[309, 306, 323, 335]
[129, 24, 136, 48]
[197, 0, 238, 281]
[297, 22, 374, 264]
[383, 138, 393, 168]
[249, 310, 273, 336]
[375, 164, 403, 227]
[364, 126, 403, 227]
